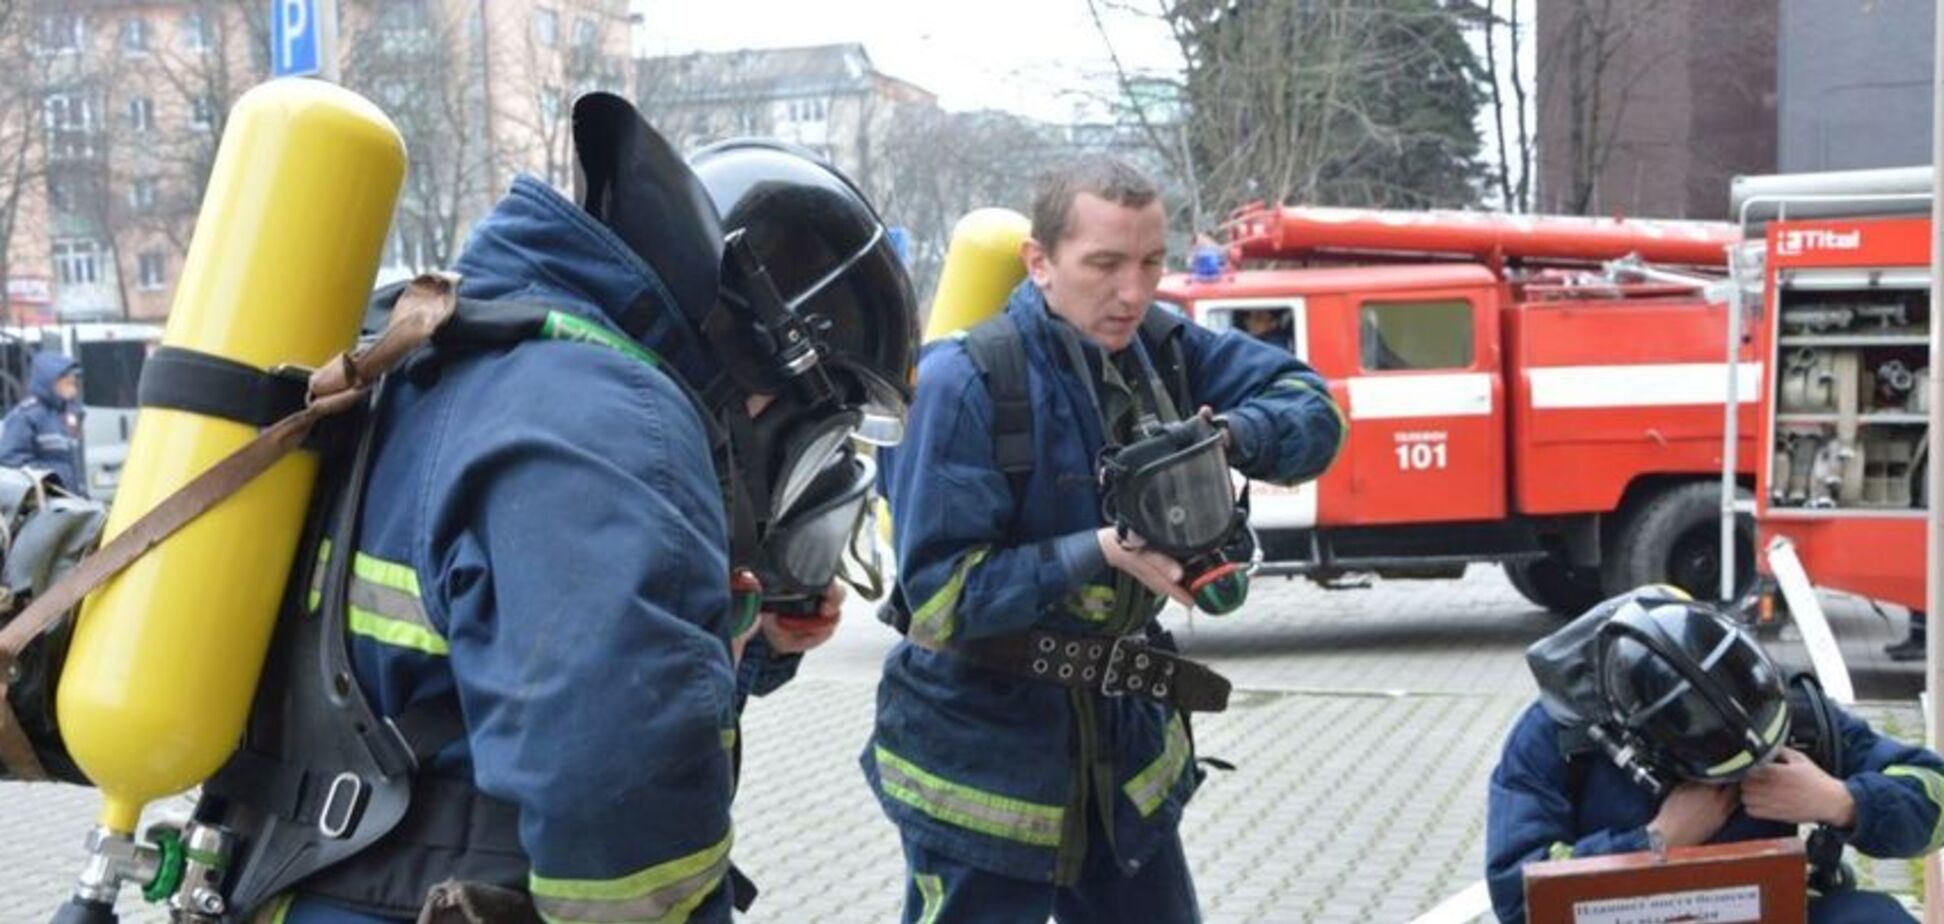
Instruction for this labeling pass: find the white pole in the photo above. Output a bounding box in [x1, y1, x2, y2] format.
[1722, 246, 1743, 604]
[1925, 1, 1943, 918]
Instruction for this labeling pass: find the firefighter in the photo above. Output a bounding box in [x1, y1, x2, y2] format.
[255, 95, 917, 923]
[865, 155, 1345, 923]
[1486, 593, 1944, 924]
[0, 352, 86, 496]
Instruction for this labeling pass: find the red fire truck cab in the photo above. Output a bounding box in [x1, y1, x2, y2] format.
[1158, 206, 1759, 615]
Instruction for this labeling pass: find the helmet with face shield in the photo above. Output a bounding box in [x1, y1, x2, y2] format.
[688, 139, 917, 540]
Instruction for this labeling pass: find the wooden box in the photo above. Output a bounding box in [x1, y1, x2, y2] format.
[1523, 837, 1807, 924]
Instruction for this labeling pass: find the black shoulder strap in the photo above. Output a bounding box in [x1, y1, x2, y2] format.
[961, 316, 1034, 482]
[1139, 309, 1192, 414]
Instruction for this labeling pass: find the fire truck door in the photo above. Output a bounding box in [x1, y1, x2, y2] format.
[1196, 297, 1319, 529]
[1343, 292, 1506, 524]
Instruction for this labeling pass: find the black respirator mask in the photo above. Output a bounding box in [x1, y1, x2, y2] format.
[746, 447, 882, 619]
[1097, 413, 1257, 614]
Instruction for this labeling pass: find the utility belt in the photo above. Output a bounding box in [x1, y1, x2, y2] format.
[957, 629, 1231, 713]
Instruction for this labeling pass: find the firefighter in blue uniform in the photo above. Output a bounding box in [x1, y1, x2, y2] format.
[267, 95, 917, 923]
[1487, 592, 1944, 924]
[0, 352, 87, 496]
[865, 156, 1346, 922]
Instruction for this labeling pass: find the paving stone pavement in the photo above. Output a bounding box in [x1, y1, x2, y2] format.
[0, 568, 1930, 923]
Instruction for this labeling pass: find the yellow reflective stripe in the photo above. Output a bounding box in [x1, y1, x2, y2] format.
[874, 744, 1063, 847]
[907, 548, 989, 649]
[1547, 841, 1575, 861]
[1267, 377, 1349, 472]
[1123, 714, 1192, 817]
[530, 831, 731, 924]
[720, 728, 737, 752]
[1066, 585, 1117, 623]
[306, 539, 333, 613]
[345, 553, 448, 656]
[348, 607, 451, 656]
[255, 893, 294, 924]
[1886, 765, 1944, 851]
[1706, 749, 1755, 777]
[915, 873, 944, 924]
[1761, 706, 1788, 746]
[353, 552, 422, 597]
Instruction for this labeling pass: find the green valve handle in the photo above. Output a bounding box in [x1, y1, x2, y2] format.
[1187, 562, 1249, 615]
[142, 827, 185, 903]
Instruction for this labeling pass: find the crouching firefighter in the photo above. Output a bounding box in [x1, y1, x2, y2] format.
[2, 90, 916, 924]
[1486, 589, 1944, 924]
[864, 155, 1346, 923]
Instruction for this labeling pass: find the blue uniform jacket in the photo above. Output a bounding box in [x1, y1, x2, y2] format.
[863, 282, 1345, 883]
[287, 176, 739, 924]
[0, 352, 85, 496]
[1486, 702, 1944, 923]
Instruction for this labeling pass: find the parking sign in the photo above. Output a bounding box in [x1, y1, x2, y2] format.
[271, 0, 337, 81]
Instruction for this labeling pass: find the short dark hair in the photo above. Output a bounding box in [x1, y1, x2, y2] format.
[1030, 155, 1160, 255]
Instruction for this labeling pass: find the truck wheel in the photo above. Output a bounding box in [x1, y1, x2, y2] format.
[1505, 557, 1606, 617]
[1602, 482, 1754, 602]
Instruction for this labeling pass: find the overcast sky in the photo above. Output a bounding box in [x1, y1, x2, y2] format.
[633, 0, 1539, 207]
[632, 0, 1183, 123]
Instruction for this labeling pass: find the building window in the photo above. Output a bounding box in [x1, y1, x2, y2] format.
[181, 12, 211, 52]
[786, 97, 828, 124]
[44, 92, 92, 132]
[52, 239, 101, 287]
[534, 8, 558, 48]
[130, 177, 158, 214]
[137, 252, 167, 291]
[44, 92, 95, 158]
[39, 14, 83, 54]
[128, 96, 153, 133]
[190, 96, 215, 131]
[46, 174, 77, 214]
[572, 16, 598, 49]
[1359, 300, 1475, 371]
[121, 17, 148, 54]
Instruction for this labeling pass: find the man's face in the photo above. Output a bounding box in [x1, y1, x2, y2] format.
[54, 372, 79, 402]
[1023, 192, 1167, 352]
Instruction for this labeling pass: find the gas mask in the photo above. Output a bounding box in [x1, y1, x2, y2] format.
[749, 446, 882, 619]
[1097, 413, 1257, 614]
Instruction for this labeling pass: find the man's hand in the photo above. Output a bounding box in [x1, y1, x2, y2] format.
[1648, 782, 1740, 848]
[1097, 527, 1193, 607]
[1743, 747, 1857, 827]
[1197, 405, 1230, 450]
[762, 582, 845, 655]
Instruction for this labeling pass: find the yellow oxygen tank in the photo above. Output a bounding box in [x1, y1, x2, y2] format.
[56, 79, 405, 836]
[922, 208, 1031, 342]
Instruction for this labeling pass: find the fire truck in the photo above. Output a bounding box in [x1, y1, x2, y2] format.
[1738, 168, 1934, 617]
[1156, 206, 1759, 615]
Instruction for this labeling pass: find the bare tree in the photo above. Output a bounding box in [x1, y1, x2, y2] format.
[866, 107, 1067, 309]
[340, 1, 495, 271]
[0, 1, 55, 326]
[145, 0, 272, 254]
[1089, 0, 1485, 230]
[1537, 0, 1673, 215]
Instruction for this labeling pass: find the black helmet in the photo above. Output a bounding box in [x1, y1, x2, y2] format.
[689, 140, 916, 434]
[688, 140, 918, 526]
[1596, 597, 1790, 784]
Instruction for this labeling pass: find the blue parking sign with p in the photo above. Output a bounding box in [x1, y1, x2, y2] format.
[271, 0, 324, 78]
